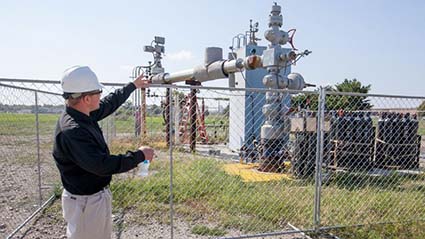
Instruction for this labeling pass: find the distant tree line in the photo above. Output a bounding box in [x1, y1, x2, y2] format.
[292, 78, 372, 111]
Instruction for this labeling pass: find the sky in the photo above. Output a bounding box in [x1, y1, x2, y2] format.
[1, 0, 424, 96]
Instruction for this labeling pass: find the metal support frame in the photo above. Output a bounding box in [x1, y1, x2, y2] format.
[34, 92, 42, 207]
[165, 88, 171, 146]
[189, 88, 197, 152]
[314, 87, 325, 230]
[141, 89, 147, 138]
[168, 87, 174, 239]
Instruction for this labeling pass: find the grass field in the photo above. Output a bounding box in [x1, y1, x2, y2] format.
[0, 113, 422, 136]
[108, 148, 425, 237]
[0, 113, 165, 136]
[0, 113, 59, 136]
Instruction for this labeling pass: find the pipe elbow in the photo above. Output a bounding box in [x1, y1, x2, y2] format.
[244, 55, 263, 70]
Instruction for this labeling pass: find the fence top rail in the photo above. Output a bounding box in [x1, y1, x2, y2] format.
[0, 82, 62, 96]
[325, 90, 425, 100]
[0, 78, 319, 94]
[0, 78, 125, 87]
[0, 78, 60, 84]
[150, 84, 319, 94]
[2, 78, 425, 99]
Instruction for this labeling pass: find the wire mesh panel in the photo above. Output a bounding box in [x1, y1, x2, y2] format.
[33, 91, 63, 203]
[320, 91, 425, 228]
[0, 80, 175, 238]
[105, 85, 173, 238]
[0, 85, 44, 238]
[169, 86, 320, 237]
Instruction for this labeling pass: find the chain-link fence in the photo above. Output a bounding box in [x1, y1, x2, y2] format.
[0, 78, 424, 238]
[320, 91, 425, 230]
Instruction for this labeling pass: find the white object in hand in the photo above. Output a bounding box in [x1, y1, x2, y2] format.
[138, 160, 150, 177]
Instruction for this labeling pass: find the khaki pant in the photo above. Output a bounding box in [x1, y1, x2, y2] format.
[62, 188, 112, 239]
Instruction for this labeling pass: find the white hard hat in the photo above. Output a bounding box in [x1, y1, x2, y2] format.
[61, 66, 104, 94]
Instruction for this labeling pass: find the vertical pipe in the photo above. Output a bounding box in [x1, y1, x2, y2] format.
[189, 88, 197, 152]
[133, 69, 139, 137]
[250, 94, 255, 144]
[133, 91, 136, 136]
[141, 88, 147, 138]
[137, 87, 141, 136]
[201, 98, 205, 126]
[174, 94, 180, 144]
[313, 87, 325, 231]
[34, 92, 42, 206]
[135, 67, 142, 137]
[168, 86, 174, 239]
[165, 88, 171, 146]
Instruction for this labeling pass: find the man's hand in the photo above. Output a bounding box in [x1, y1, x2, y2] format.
[133, 73, 150, 89]
[139, 146, 154, 162]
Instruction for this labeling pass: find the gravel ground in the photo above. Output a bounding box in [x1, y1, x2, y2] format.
[0, 133, 60, 239]
[7, 199, 309, 239]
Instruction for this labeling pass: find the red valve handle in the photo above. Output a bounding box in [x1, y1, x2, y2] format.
[287, 28, 297, 50]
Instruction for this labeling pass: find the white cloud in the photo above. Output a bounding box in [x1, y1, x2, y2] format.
[165, 50, 194, 61]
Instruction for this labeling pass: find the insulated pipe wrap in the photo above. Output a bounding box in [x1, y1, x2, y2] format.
[205, 61, 227, 81]
[193, 65, 208, 82]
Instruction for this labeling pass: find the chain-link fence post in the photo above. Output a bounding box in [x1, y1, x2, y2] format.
[168, 86, 174, 239]
[314, 87, 325, 231]
[34, 91, 42, 207]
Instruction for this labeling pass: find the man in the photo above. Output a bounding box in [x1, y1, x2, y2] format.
[53, 66, 154, 239]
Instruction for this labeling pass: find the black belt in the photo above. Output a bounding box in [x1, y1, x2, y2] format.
[68, 185, 109, 200]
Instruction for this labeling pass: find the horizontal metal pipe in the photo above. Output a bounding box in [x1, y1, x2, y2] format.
[0, 78, 125, 87]
[149, 58, 246, 84]
[0, 82, 62, 96]
[164, 69, 195, 83]
[217, 228, 317, 239]
[325, 90, 425, 99]
[149, 69, 193, 84]
[0, 78, 60, 84]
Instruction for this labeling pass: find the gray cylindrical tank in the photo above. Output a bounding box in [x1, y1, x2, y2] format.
[204, 47, 223, 65]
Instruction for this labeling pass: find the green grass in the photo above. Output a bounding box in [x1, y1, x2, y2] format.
[191, 225, 226, 237]
[110, 155, 310, 231]
[0, 113, 59, 136]
[115, 116, 164, 134]
[108, 151, 425, 236]
[105, 135, 425, 237]
[328, 221, 425, 239]
[113, 114, 228, 136]
[419, 126, 425, 136]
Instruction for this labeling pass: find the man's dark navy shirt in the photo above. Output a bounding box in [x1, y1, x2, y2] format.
[53, 83, 144, 195]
